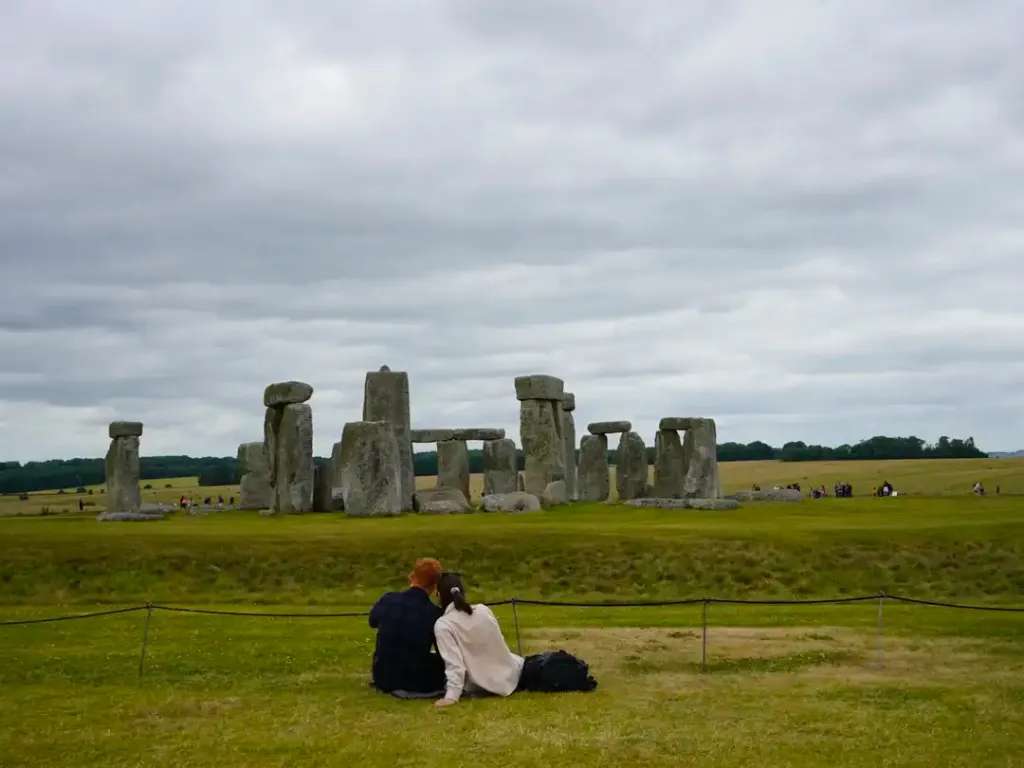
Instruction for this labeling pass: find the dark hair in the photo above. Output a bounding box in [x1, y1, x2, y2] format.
[438, 572, 473, 615]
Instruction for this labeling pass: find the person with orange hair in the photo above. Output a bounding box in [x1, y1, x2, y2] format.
[369, 558, 446, 697]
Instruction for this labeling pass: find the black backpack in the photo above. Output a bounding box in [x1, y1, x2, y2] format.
[518, 650, 598, 693]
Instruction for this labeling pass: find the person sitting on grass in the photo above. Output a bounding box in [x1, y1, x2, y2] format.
[433, 572, 596, 709]
[369, 558, 446, 698]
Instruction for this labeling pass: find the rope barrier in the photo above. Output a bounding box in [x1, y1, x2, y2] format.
[2, 593, 1023, 626]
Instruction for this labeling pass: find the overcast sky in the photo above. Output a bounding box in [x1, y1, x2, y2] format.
[2, 1, 1022, 462]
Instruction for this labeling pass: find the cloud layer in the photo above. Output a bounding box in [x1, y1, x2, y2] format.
[2, 1, 1023, 460]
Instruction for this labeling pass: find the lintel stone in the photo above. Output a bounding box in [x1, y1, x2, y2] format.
[588, 420, 632, 435]
[410, 429, 456, 443]
[514, 374, 564, 401]
[450, 428, 505, 442]
[109, 421, 143, 438]
[264, 381, 314, 407]
[659, 417, 711, 431]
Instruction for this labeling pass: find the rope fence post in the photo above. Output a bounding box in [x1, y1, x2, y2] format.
[511, 598, 523, 656]
[137, 602, 153, 680]
[875, 591, 886, 670]
[701, 598, 709, 673]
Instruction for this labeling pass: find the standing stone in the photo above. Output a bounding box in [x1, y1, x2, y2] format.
[516, 375, 565, 500]
[103, 422, 142, 518]
[436, 439, 471, 502]
[338, 421, 402, 517]
[238, 441, 272, 510]
[313, 447, 344, 513]
[652, 429, 685, 498]
[272, 403, 314, 514]
[578, 433, 609, 502]
[483, 438, 518, 495]
[561, 393, 577, 501]
[616, 431, 648, 501]
[363, 367, 414, 512]
[682, 418, 721, 499]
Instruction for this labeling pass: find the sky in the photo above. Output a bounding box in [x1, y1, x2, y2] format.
[1, 1, 1023, 462]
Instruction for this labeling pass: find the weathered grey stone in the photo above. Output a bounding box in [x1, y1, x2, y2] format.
[338, 421, 403, 517]
[652, 429, 685, 498]
[414, 488, 471, 514]
[516, 472, 525, 491]
[450, 428, 505, 442]
[578, 433, 609, 502]
[271, 403, 314, 514]
[728, 489, 803, 503]
[625, 498, 740, 511]
[103, 435, 140, 518]
[615, 431, 648, 501]
[520, 397, 564, 496]
[682, 418, 720, 499]
[659, 417, 710, 431]
[238, 441, 273, 510]
[542, 480, 568, 507]
[97, 511, 166, 522]
[561, 392, 576, 412]
[313, 462, 342, 512]
[409, 429, 456, 444]
[483, 438, 518, 495]
[514, 374, 564, 401]
[481, 492, 542, 513]
[436, 440, 470, 501]
[562, 405, 578, 501]
[588, 421, 632, 435]
[109, 421, 143, 438]
[363, 368, 414, 511]
[263, 381, 314, 407]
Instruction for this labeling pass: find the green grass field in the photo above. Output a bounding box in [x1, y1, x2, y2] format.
[2, 458, 1023, 766]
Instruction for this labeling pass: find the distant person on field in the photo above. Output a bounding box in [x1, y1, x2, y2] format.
[972, 481, 985, 496]
[369, 558, 446, 697]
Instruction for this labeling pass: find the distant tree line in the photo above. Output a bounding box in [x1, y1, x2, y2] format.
[0, 435, 987, 493]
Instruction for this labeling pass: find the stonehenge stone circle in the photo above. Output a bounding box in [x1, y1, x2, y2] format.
[338, 421, 402, 516]
[363, 366, 414, 511]
[615, 431, 648, 501]
[436, 439, 471, 501]
[238, 441, 272, 510]
[561, 392, 578, 501]
[653, 417, 721, 499]
[578, 433, 610, 502]
[515, 374, 565, 502]
[102, 421, 143, 520]
[263, 381, 314, 407]
[481, 492, 542, 513]
[482, 438, 518, 495]
[588, 420, 632, 435]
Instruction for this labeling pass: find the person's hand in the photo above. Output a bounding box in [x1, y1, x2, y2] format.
[434, 698, 458, 709]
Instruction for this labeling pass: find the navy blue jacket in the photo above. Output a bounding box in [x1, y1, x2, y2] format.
[369, 587, 445, 693]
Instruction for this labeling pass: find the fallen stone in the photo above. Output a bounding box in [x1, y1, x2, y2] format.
[483, 438, 518, 495]
[588, 421, 632, 435]
[514, 374, 564, 401]
[436, 439, 470, 501]
[728, 489, 803, 503]
[109, 421, 143, 438]
[615, 431, 648, 501]
[414, 488, 471, 514]
[542, 480, 568, 507]
[97, 512, 166, 522]
[450, 428, 506, 442]
[409, 429, 456, 444]
[263, 381, 314, 407]
[625, 497, 740, 510]
[578, 433, 610, 502]
[481, 492, 542, 513]
[363, 368, 413, 511]
[338, 420, 403, 517]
